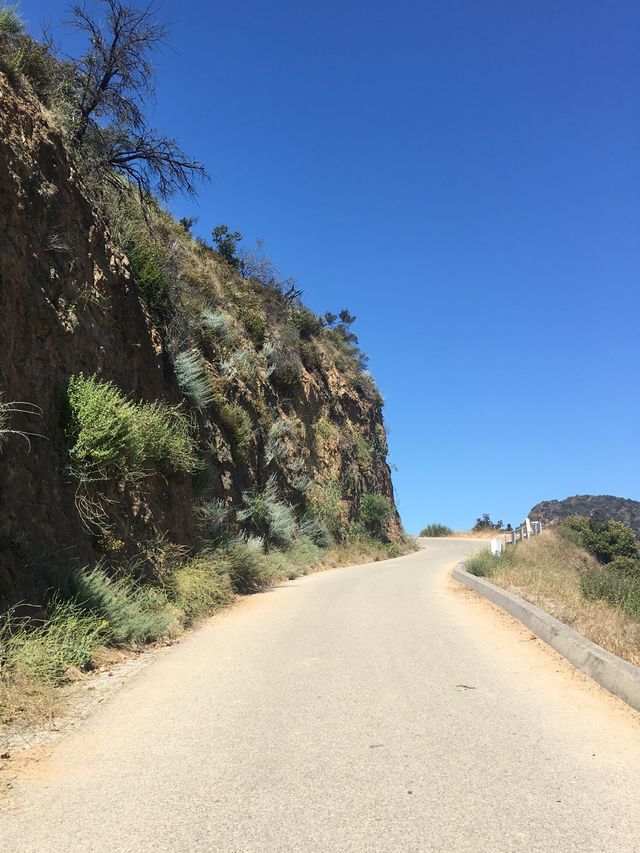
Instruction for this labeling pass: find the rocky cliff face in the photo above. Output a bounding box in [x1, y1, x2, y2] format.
[0, 76, 399, 607]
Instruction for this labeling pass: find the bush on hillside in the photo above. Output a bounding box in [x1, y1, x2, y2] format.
[562, 515, 639, 564]
[288, 307, 323, 340]
[223, 538, 272, 594]
[126, 241, 170, 315]
[70, 564, 174, 644]
[359, 493, 393, 540]
[580, 570, 640, 621]
[473, 514, 503, 532]
[66, 374, 198, 477]
[167, 555, 233, 624]
[237, 475, 297, 548]
[420, 523, 453, 537]
[0, 600, 106, 683]
[308, 478, 350, 541]
[299, 514, 332, 548]
[201, 309, 239, 347]
[214, 397, 253, 458]
[197, 498, 233, 545]
[173, 349, 215, 409]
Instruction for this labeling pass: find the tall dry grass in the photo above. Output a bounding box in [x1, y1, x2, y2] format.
[474, 530, 640, 666]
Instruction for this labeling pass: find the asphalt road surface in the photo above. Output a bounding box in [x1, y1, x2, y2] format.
[2, 539, 640, 852]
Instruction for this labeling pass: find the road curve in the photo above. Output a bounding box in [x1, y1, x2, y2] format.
[2, 539, 640, 852]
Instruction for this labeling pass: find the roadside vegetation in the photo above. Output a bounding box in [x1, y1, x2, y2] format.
[0, 531, 412, 725]
[0, 0, 416, 729]
[419, 524, 453, 537]
[465, 516, 640, 666]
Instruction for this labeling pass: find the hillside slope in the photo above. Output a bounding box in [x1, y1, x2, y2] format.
[0, 74, 400, 608]
[529, 495, 640, 538]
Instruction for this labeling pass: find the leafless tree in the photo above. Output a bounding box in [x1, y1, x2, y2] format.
[67, 0, 207, 198]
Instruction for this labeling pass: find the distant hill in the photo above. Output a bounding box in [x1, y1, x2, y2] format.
[529, 495, 640, 538]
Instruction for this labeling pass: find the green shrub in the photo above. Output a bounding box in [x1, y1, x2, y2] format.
[0, 4, 23, 41]
[226, 347, 258, 383]
[299, 514, 332, 548]
[465, 550, 500, 577]
[353, 434, 373, 471]
[563, 516, 639, 564]
[224, 284, 267, 346]
[359, 493, 393, 539]
[126, 241, 170, 315]
[224, 538, 272, 594]
[214, 396, 253, 457]
[420, 523, 453, 537]
[288, 307, 324, 339]
[299, 340, 323, 372]
[580, 570, 640, 620]
[291, 472, 313, 494]
[197, 498, 233, 545]
[265, 418, 288, 465]
[237, 475, 297, 548]
[269, 356, 301, 389]
[265, 416, 303, 465]
[70, 564, 174, 644]
[1, 600, 106, 683]
[308, 478, 350, 541]
[0, 5, 26, 80]
[173, 349, 215, 408]
[313, 417, 339, 444]
[201, 309, 239, 347]
[66, 374, 197, 477]
[348, 372, 384, 406]
[607, 556, 640, 578]
[168, 555, 232, 624]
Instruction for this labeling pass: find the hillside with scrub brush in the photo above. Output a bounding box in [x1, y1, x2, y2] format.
[529, 495, 640, 539]
[0, 0, 408, 711]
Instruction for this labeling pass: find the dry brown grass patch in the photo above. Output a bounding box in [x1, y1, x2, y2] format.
[489, 531, 640, 666]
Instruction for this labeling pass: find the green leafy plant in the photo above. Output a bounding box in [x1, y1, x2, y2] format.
[213, 395, 253, 458]
[197, 498, 233, 545]
[1, 600, 106, 684]
[212, 225, 242, 268]
[580, 570, 640, 620]
[201, 309, 239, 347]
[563, 516, 639, 564]
[308, 478, 350, 541]
[299, 514, 332, 548]
[66, 374, 198, 477]
[288, 307, 323, 339]
[420, 523, 453, 537]
[167, 555, 232, 624]
[173, 348, 215, 408]
[359, 493, 393, 540]
[126, 241, 170, 315]
[237, 475, 297, 548]
[223, 538, 272, 594]
[70, 564, 174, 644]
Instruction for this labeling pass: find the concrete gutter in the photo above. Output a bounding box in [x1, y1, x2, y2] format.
[453, 562, 640, 713]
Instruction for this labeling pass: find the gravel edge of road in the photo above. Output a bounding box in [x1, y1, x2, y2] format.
[453, 562, 640, 713]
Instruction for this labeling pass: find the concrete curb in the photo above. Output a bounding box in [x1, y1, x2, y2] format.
[453, 562, 640, 713]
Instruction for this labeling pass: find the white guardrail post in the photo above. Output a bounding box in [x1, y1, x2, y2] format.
[505, 518, 542, 550]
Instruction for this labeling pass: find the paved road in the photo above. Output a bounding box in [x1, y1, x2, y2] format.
[2, 539, 640, 852]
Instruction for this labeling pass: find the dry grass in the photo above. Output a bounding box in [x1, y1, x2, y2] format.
[487, 530, 640, 666]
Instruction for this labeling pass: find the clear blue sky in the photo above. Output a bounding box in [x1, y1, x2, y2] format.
[22, 0, 640, 532]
